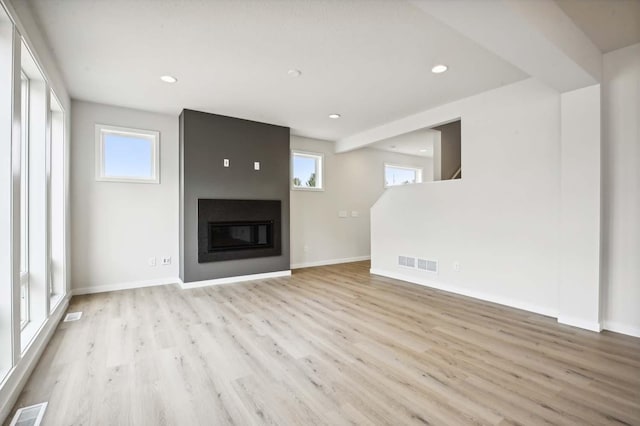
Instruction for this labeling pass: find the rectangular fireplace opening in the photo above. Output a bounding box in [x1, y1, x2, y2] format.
[208, 221, 274, 252]
[198, 199, 281, 263]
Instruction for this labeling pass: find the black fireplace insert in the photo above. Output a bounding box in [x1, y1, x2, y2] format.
[198, 199, 281, 262]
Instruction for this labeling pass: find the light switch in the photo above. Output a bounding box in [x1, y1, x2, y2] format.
[224, 159, 230, 167]
[254, 162, 260, 170]
[351, 211, 359, 217]
[338, 210, 348, 218]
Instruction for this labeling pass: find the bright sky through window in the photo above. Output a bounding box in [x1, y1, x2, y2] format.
[103, 133, 153, 178]
[292, 155, 316, 186]
[385, 165, 421, 187]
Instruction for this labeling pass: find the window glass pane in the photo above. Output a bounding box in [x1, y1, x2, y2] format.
[292, 155, 316, 187]
[385, 166, 420, 187]
[103, 133, 153, 178]
[20, 73, 29, 328]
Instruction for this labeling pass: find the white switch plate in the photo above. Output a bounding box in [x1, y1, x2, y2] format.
[223, 159, 230, 167]
[161, 256, 171, 266]
[351, 211, 359, 217]
[254, 162, 260, 170]
[148, 257, 156, 267]
[338, 210, 348, 218]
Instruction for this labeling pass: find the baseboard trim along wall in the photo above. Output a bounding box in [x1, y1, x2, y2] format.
[291, 255, 371, 270]
[179, 270, 292, 289]
[0, 295, 70, 424]
[370, 268, 559, 319]
[72, 277, 179, 296]
[602, 321, 640, 338]
[557, 315, 602, 333]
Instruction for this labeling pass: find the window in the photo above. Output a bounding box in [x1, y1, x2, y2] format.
[291, 151, 323, 190]
[95, 124, 159, 183]
[20, 72, 29, 329]
[384, 164, 422, 187]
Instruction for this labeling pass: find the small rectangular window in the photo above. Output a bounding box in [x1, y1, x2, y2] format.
[95, 124, 159, 183]
[291, 151, 323, 190]
[384, 164, 422, 188]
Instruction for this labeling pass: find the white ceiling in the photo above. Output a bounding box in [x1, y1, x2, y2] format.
[555, 0, 640, 53]
[369, 128, 437, 158]
[26, 0, 528, 141]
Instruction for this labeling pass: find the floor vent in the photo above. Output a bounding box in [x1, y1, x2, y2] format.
[417, 259, 438, 273]
[64, 312, 82, 322]
[10, 402, 47, 426]
[398, 256, 416, 268]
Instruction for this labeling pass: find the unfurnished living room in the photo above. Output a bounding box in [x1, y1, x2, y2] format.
[1, 0, 639, 424]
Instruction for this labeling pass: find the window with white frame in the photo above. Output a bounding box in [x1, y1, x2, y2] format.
[95, 124, 160, 183]
[19, 72, 29, 329]
[291, 151, 323, 190]
[384, 164, 422, 187]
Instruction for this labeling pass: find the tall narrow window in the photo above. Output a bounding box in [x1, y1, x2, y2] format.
[291, 151, 323, 190]
[19, 72, 29, 329]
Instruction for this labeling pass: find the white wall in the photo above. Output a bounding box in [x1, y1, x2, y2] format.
[71, 101, 179, 293]
[602, 43, 640, 336]
[291, 135, 431, 268]
[558, 84, 601, 331]
[371, 79, 561, 316]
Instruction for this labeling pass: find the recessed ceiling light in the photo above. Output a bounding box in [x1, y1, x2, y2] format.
[431, 64, 448, 74]
[160, 75, 178, 83]
[328, 113, 341, 119]
[419, 149, 427, 152]
[390, 145, 397, 149]
[288, 69, 302, 77]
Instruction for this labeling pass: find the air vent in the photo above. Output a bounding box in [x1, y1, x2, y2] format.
[398, 256, 416, 268]
[10, 402, 47, 426]
[417, 259, 438, 273]
[64, 312, 82, 322]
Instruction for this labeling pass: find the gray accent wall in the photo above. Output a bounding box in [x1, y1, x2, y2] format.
[179, 109, 290, 282]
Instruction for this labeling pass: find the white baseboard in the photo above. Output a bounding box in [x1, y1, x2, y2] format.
[0, 294, 70, 424]
[603, 320, 640, 338]
[291, 255, 370, 269]
[370, 268, 558, 319]
[72, 277, 178, 296]
[557, 315, 602, 332]
[179, 270, 291, 289]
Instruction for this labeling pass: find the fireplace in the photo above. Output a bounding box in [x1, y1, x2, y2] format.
[198, 199, 281, 263]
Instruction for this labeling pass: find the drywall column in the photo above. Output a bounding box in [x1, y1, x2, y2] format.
[558, 84, 602, 331]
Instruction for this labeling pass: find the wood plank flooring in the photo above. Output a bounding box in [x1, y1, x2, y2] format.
[8, 261, 640, 425]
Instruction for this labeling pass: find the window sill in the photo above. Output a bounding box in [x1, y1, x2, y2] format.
[291, 187, 324, 192]
[50, 293, 64, 313]
[20, 319, 44, 354]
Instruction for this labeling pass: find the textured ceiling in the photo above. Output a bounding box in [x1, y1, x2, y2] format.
[26, 0, 528, 140]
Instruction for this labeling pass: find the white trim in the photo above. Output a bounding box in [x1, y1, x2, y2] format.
[602, 321, 640, 338]
[291, 150, 324, 191]
[0, 295, 69, 425]
[179, 270, 291, 289]
[72, 277, 177, 296]
[94, 124, 160, 184]
[557, 316, 602, 333]
[370, 268, 558, 319]
[291, 256, 371, 269]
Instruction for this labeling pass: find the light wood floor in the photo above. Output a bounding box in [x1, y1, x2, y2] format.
[8, 262, 640, 425]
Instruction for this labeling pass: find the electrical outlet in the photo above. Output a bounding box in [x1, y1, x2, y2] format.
[161, 256, 171, 266]
[351, 211, 359, 217]
[303, 244, 310, 253]
[148, 257, 157, 267]
[223, 159, 230, 167]
[453, 261, 460, 272]
[338, 210, 348, 218]
[254, 161, 260, 170]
